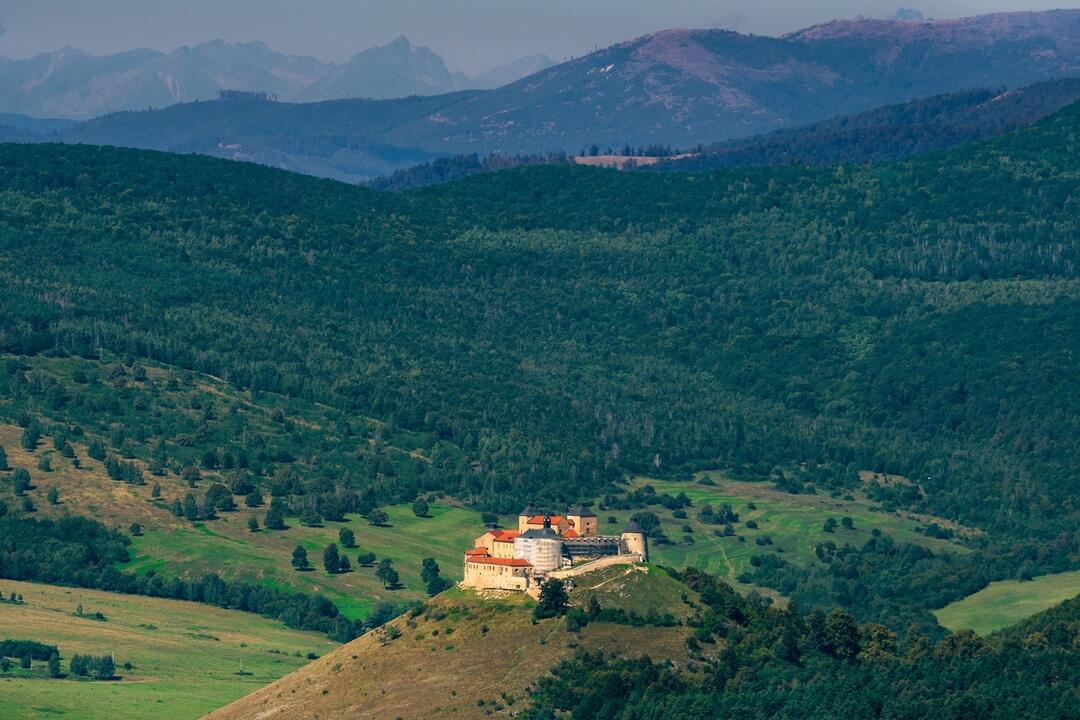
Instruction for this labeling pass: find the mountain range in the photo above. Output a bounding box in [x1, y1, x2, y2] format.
[20, 9, 1080, 182]
[0, 36, 555, 119]
[366, 78, 1080, 190]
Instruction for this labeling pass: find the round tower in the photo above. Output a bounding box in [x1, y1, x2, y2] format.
[514, 515, 564, 573]
[621, 518, 649, 562]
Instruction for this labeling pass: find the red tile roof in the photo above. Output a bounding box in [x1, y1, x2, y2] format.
[467, 557, 532, 567]
[464, 548, 489, 556]
[492, 530, 520, 542]
[562, 529, 580, 539]
[527, 515, 567, 525]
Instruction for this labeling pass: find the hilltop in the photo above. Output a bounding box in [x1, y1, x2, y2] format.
[206, 565, 1080, 720]
[204, 568, 703, 720]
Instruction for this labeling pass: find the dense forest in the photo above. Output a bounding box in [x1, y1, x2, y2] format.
[521, 569, 1080, 720]
[366, 151, 571, 192]
[1, 101, 1079, 627]
[363, 79, 1080, 191]
[648, 79, 1080, 172]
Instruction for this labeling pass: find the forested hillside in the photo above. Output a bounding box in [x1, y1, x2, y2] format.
[1, 101, 1079, 628]
[367, 79, 1080, 190]
[649, 79, 1080, 171]
[520, 571, 1080, 720]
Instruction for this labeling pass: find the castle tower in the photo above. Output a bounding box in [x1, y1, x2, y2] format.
[514, 515, 563, 573]
[518, 502, 537, 533]
[566, 503, 598, 537]
[621, 518, 648, 562]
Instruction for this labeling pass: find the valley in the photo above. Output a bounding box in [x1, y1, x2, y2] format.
[1, 7, 1080, 718]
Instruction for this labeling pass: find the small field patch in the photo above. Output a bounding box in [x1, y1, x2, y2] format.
[934, 569, 1080, 635]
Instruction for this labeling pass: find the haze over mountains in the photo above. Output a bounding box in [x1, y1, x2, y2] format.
[31, 9, 1080, 182]
[0, 36, 554, 119]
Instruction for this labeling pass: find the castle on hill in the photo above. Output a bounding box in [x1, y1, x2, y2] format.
[462, 503, 648, 594]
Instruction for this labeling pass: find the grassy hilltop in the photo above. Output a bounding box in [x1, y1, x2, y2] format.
[205, 568, 702, 720]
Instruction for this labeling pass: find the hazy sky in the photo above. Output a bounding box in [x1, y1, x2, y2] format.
[0, 1, 1077, 74]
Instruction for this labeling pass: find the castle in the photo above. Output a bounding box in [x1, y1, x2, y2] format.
[462, 503, 648, 594]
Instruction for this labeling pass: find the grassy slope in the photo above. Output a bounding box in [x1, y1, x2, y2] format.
[121, 503, 503, 620]
[0, 354, 488, 621]
[599, 475, 966, 595]
[10, 424, 959, 618]
[934, 570, 1080, 635]
[4, 391, 963, 619]
[205, 570, 700, 720]
[0, 580, 333, 720]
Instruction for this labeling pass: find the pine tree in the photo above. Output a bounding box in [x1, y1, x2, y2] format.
[264, 506, 286, 530]
[421, 558, 449, 595]
[182, 493, 200, 521]
[247, 515, 259, 532]
[47, 652, 61, 678]
[376, 559, 399, 588]
[0, 445, 7, 471]
[338, 527, 355, 548]
[292, 545, 310, 570]
[323, 543, 340, 573]
[534, 579, 569, 620]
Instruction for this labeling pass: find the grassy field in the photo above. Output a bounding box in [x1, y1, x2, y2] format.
[0, 580, 333, 720]
[934, 569, 1080, 635]
[596, 475, 967, 596]
[122, 502, 503, 619]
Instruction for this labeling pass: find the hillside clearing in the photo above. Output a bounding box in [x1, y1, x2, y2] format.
[122, 503, 504, 620]
[934, 570, 1080, 635]
[598, 475, 967, 596]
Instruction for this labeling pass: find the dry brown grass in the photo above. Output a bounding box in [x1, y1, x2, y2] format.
[0, 423, 186, 529]
[203, 589, 697, 720]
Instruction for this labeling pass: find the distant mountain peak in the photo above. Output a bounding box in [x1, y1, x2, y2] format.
[473, 53, 558, 89]
[891, 8, 925, 22]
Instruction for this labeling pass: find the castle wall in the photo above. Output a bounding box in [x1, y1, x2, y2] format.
[548, 554, 643, 580]
[492, 539, 516, 559]
[462, 561, 530, 591]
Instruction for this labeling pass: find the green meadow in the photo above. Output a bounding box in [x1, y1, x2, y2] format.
[122, 502, 501, 619]
[0, 580, 331, 720]
[120, 475, 965, 618]
[596, 475, 966, 595]
[934, 570, 1080, 635]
